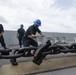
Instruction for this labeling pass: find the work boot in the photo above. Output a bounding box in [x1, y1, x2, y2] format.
[10, 59, 18, 66]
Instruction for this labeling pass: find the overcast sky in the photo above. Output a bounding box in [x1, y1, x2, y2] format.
[0, 0, 76, 33]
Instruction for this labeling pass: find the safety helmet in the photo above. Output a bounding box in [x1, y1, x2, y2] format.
[20, 24, 24, 28]
[34, 19, 41, 26]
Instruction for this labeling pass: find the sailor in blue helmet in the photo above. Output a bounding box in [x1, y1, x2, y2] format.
[17, 24, 25, 48]
[22, 19, 44, 47]
[10, 19, 44, 66]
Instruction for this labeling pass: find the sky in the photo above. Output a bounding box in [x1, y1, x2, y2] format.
[0, 0, 76, 33]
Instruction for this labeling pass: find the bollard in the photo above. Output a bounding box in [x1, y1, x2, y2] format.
[61, 37, 66, 43]
[54, 37, 60, 43]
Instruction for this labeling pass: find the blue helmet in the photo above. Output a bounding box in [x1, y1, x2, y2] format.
[20, 24, 24, 28]
[34, 19, 41, 26]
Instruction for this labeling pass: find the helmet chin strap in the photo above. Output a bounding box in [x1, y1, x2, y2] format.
[34, 24, 39, 28]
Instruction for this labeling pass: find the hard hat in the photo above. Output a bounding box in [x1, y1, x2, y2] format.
[20, 24, 24, 28]
[34, 19, 41, 26]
